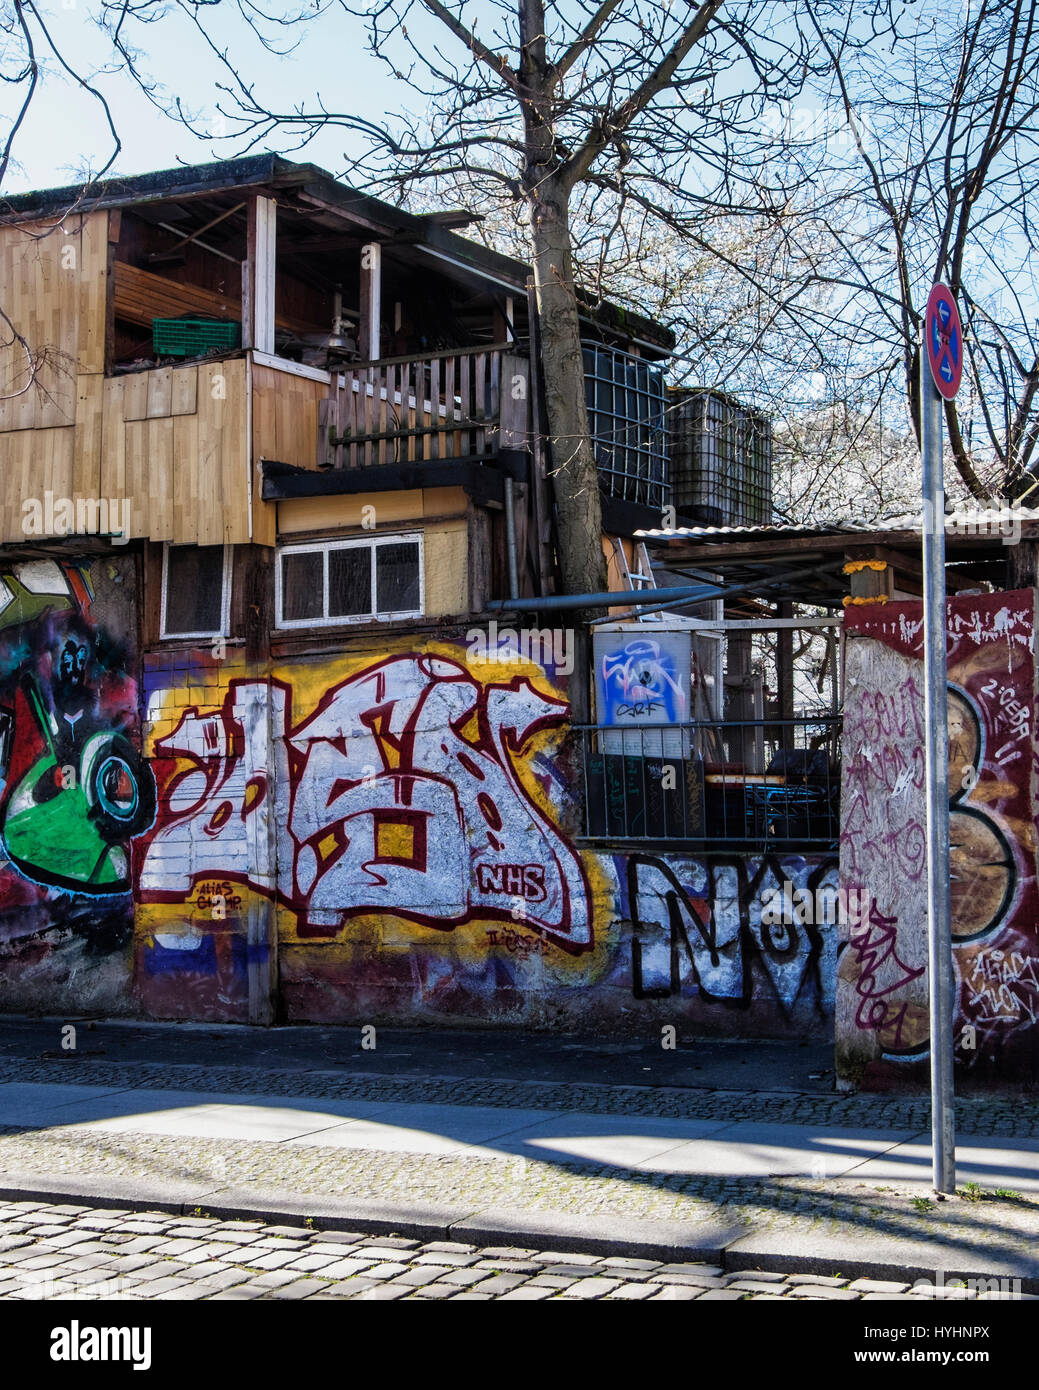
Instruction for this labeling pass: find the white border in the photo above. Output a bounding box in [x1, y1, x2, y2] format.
[160, 542, 233, 640]
[275, 533, 424, 629]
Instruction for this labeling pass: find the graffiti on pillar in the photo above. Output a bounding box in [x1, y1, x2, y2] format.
[140, 653, 591, 951]
[845, 901, 925, 1051]
[839, 593, 1039, 1076]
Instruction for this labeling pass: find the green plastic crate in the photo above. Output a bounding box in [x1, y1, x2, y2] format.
[152, 316, 240, 358]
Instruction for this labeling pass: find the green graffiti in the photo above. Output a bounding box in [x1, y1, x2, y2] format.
[1, 679, 155, 896]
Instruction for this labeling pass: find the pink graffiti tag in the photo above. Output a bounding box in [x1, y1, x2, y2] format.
[848, 903, 925, 1048]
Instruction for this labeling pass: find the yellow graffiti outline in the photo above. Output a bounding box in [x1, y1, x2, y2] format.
[143, 639, 615, 981]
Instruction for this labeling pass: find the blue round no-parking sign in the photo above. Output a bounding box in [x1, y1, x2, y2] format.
[925, 283, 963, 399]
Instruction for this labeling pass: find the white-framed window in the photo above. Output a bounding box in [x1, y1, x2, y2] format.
[160, 543, 232, 639]
[275, 534, 424, 629]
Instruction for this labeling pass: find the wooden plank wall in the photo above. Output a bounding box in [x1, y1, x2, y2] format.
[0, 213, 108, 538]
[0, 211, 252, 545]
[251, 363, 328, 547]
[0, 213, 107, 433]
[101, 359, 249, 544]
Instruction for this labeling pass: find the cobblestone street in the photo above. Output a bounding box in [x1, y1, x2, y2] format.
[0, 1201, 1027, 1301]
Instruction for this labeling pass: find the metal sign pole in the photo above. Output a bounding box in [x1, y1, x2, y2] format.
[920, 343, 956, 1196]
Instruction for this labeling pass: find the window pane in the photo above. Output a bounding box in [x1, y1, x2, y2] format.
[281, 551, 324, 622]
[164, 546, 224, 634]
[376, 542, 420, 613]
[329, 547, 372, 617]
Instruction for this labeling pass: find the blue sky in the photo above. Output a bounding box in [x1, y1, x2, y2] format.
[2, 1, 409, 193]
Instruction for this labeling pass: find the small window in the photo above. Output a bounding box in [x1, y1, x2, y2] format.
[161, 544, 232, 639]
[276, 535, 423, 628]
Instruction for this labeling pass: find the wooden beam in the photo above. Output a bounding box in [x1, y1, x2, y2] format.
[244, 194, 277, 354]
[680, 616, 840, 631]
[655, 533, 855, 565]
[359, 242, 382, 361]
[848, 542, 982, 594]
[113, 260, 318, 336]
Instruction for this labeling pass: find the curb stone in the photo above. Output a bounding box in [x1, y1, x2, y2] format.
[2, 1171, 1036, 1293]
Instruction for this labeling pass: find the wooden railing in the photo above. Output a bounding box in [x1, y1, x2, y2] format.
[317, 344, 529, 469]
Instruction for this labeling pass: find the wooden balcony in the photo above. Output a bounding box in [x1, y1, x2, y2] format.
[316, 344, 529, 470]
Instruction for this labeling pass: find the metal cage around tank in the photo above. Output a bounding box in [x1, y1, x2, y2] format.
[667, 387, 772, 527]
[582, 342, 670, 512]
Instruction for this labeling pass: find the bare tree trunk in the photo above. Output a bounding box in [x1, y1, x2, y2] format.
[528, 179, 607, 596]
[519, 0, 606, 600]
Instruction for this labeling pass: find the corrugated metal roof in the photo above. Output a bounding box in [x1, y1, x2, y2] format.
[639, 505, 1039, 541]
[638, 522, 863, 539]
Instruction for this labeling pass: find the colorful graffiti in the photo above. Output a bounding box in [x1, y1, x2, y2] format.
[2, 669, 154, 894]
[135, 641, 840, 1034]
[140, 652, 591, 951]
[621, 852, 838, 1018]
[837, 592, 1039, 1081]
[595, 634, 689, 723]
[0, 556, 148, 1013]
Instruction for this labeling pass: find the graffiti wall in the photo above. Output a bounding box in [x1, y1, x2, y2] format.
[0, 555, 151, 1014]
[136, 635, 836, 1036]
[617, 852, 838, 1034]
[837, 591, 1039, 1085]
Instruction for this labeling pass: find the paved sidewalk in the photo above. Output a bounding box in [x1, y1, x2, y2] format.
[0, 1200, 1028, 1301]
[1, 1073, 1038, 1288]
[3, 1080, 1039, 1188]
[0, 1019, 1037, 1290]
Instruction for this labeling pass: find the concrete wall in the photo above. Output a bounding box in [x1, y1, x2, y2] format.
[0, 554, 150, 1014]
[134, 632, 837, 1036]
[837, 592, 1039, 1086]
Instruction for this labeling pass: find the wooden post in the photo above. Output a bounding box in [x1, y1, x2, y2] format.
[104, 210, 122, 375]
[1009, 537, 1038, 590]
[844, 549, 894, 600]
[778, 599, 795, 750]
[243, 195, 276, 355]
[241, 543, 278, 1025]
[359, 242, 382, 361]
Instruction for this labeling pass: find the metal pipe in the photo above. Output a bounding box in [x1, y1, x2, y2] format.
[921, 345, 956, 1196]
[490, 582, 726, 613]
[588, 563, 846, 625]
[504, 475, 520, 601]
[489, 562, 844, 616]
